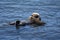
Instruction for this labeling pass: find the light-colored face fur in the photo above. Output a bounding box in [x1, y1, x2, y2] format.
[32, 13, 39, 17]
[29, 13, 40, 23]
[32, 13, 40, 20]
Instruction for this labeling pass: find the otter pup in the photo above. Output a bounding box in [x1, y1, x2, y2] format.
[29, 12, 45, 25]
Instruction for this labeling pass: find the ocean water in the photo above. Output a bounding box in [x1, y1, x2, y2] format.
[0, 0, 60, 40]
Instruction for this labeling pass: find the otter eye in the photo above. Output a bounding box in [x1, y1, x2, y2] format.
[35, 16, 39, 18]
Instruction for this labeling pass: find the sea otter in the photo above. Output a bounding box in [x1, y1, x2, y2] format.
[9, 12, 45, 29]
[9, 13, 40, 26]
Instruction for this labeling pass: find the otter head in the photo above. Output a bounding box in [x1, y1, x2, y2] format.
[29, 13, 41, 24]
[32, 13, 40, 18]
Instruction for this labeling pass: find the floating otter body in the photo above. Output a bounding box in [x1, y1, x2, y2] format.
[9, 20, 32, 29]
[10, 20, 26, 26]
[9, 20, 25, 29]
[9, 12, 45, 29]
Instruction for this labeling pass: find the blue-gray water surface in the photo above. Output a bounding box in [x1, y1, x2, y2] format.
[0, 0, 60, 40]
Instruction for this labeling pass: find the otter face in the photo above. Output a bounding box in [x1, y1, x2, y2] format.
[32, 13, 40, 18]
[29, 13, 41, 24]
[33, 15, 39, 18]
[32, 13, 39, 18]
